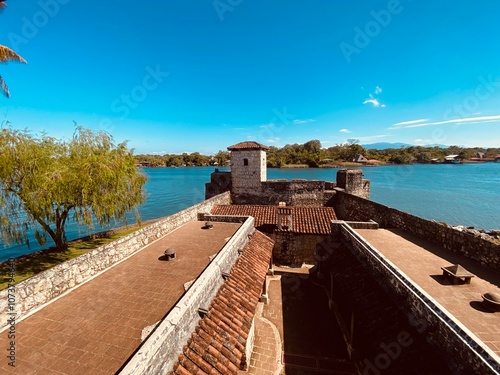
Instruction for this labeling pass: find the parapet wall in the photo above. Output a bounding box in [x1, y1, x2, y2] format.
[334, 221, 500, 375]
[232, 180, 330, 206]
[0, 192, 231, 330]
[333, 190, 500, 272]
[118, 217, 255, 375]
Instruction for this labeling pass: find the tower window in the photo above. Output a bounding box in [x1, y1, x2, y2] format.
[243, 158, 249, 166]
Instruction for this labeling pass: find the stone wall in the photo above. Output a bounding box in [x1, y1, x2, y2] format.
[335, 169, 370, 199]
[205, 169, 231, 199]
[118, 217, 256, 375]
[333, 190, 500, 272]
[272, 231, 327, 267]
[232, 179, 332, 206]
[0, 192, 231, 330]
[332, 221, 500, 374]
[334, 221, 500, 374]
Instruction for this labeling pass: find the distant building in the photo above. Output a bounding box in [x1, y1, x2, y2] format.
[444, 154, 462, 164]
[354, 154, 368, 163]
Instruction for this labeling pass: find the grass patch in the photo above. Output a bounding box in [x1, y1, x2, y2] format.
[0, 226, 142, 291]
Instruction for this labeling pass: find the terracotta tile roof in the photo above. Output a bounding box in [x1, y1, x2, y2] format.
[169, 231, 274, 375]
[211, 205, 337, 235]
[227, 141, 270, 151]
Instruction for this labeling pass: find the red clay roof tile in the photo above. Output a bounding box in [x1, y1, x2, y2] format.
[227, 141, 269, 151]
[171, 230, 274, 375]
[211, 205, 336, 235]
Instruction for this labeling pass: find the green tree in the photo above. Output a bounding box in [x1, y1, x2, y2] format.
[1, 0, 27, 97]
[0, 126, 148, 250]
[213, 150, 230, 166]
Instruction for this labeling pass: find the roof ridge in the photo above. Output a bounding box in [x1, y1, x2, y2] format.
[170, 230, 274, 375]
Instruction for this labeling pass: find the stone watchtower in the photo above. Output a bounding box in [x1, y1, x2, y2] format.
[228, 141, 269, 204]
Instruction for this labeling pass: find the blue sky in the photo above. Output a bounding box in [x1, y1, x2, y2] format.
[1, 0, 500, 154]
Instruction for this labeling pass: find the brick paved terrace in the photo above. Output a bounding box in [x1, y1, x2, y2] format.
[356, 228, 500, 359]
[0, 221, 241, 374]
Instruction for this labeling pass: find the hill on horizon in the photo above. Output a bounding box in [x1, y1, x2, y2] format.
[362, 142, 449, 150]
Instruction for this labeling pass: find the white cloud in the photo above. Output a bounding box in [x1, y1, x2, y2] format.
[405, 115, 500, 128]
[363, 88, 386, 108]
[339, 128, 351, 133]
[293, 119, 316, 125]
[266, 137, 280, 143]
[414, 138, 425, 143]
[392, 119, 429, 127]
[363, 97, 381, 107]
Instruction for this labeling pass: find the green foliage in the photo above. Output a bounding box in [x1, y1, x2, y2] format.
[0, 225, 140, 289]
[135, 151, 217, 167]
[1, 1, 27, 98]
[134, 140, 500, 169]
[0, 126, 148, 250]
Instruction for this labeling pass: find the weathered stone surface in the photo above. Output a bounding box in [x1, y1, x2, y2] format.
[334, 221, 500, 375]
[333, 190, 500, 272]
[205, 147, 370, 206]
[119, 217, 256, 375]
[0, 191, 231, 330]
[336, 169, 370, 199]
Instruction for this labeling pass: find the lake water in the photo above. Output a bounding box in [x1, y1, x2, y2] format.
[1, 163, 499, 260]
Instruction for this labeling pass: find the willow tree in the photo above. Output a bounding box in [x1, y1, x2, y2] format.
[0, 126, 148, 250]
[0, 0, 27, 97]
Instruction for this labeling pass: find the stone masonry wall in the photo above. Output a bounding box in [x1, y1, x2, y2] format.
[205, 170, 231, 199]
[333, 190, 500, 272]
[232, 180, 329, 206]
[231, 150, 266, 192]
[272, 232, 327, 267]
[336, 169, 370, 199]
[334, 221, 500, 374]
[118, 217, 256, 375]
[0, 192, 231, 330]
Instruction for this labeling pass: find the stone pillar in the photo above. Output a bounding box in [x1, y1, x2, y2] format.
[336, 169, 370, 199]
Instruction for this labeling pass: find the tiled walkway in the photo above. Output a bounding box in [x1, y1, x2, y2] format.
[356, 228, 500, 359]
[0, 221, 240, 374]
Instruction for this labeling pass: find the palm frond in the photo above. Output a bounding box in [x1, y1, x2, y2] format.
[0, 75, 10, 98]
[0, 45, 26, 64]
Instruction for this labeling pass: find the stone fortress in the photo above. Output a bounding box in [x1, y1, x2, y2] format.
[205, 141, 370, 205]
[0, 140, 499, 375]
[204, 141, 500, 374]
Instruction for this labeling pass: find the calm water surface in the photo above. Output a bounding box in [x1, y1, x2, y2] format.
[1, 163, 499, 260]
